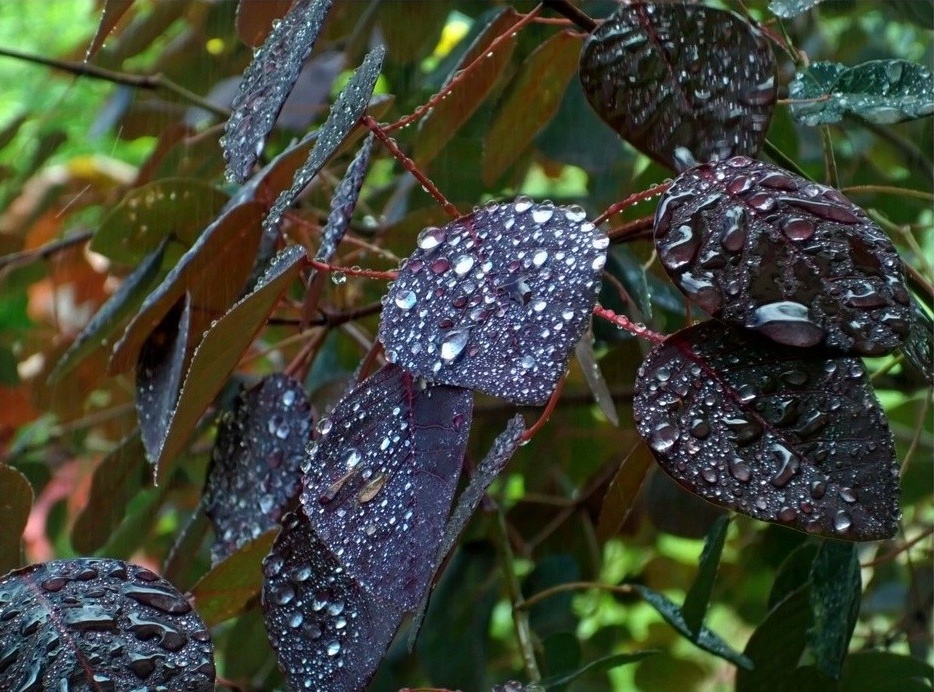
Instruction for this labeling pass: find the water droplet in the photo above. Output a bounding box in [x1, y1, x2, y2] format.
[274, 584, 295, 605]
[520, 355, 535, 370]
[781, 217, 815, 241]
[514, 196, 533, 213]
[394, 290, 416, 310]
[532, 249, 548, 267]
[769, 443, 799, 487]
[417, 226, 446, 250]
[750, 301, 825, 348]
[326, 641, 341, 656]
[453, 255, 475, 275]
[289, 612, 303, 628]
[430, 258, 450, 273]
[343, 448, 362, 468]
[532, 206, 554, 223]
[592, 255, 606, 270]
[440, 329, 470, 362]
[592, 234, 609, 250]
[839, 487, 857, 503]
[649, 423, 679, 453]
[281, 390, 296, 407]
[331, 271, 346, 285]
[565, 205, 587, 222]
[834, 510, 852, 532]
[724, 416, 763, 445]
[728, 458, 752, 482]
[317, 418, 333, 435]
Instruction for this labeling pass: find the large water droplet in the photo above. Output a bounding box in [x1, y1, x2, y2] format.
[417, 226, 445, 250]
[649, 423, 679, 453]
[440, 329, 470, 362]
[453, 255, 475, 275]
[750, 301, 825, 348]
[394, 290, 417, 311]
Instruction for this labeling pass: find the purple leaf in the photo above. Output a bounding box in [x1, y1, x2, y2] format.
[633, 321, 901, 541]
[316, 134, 374, 262]
[379, 199, 607, 405]
[262, 511, 399, 692]
[0, 558, 215, 690]
[654, 157, 912, 355]
[579, 3, 776, 170]
[300, 364, 472, 610]
[204, 374, 313, 565]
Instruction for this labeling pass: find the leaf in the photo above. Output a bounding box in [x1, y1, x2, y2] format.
[769, 543, 818, 610]
[315, 134, 374, 262]
[654, 157, 912, 355]
[789, 60, 934, 126]
[223, 0, 335, 182]
[0, 464, 32, 575]
[235, 0, 292, 48]
[300, 364, 472, 610]
[190, 530, 277, 627]
[840, 651, 934, 691]
[262, 510, 399, 692]
[580, 3, 776, 170]
[483, 30, 581, 184]
[204, 374, 313, 564]
[379, 200, 607, 405]
[0, 558, 215, 690]
[540, 650, 659, 689]
[768, 0, 824, 18]
[633, 321, 901, 540]
[736, 586, 810, 691]
[596, 441, 654, 542]
[414, 8, 520, 167]
[574, 326, 619, 425]
[86, 0, 134, 60]
[807, 541, 860, 679]
[903, 300, 934, 385]
[682, 515, 730, 636]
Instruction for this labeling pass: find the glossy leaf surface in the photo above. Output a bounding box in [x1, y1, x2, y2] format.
[580, 3, 776, 170]
[633, 321, 900, 540]
[300, 364, 472, 609]
[0, 558, 214, 691]
[654, 157, 912, 354]
[768, 0, 824, 17]
[315, 134, 373, 262]
[379, 200, 607, 405]
[904, 300, 934, 384]
[682, 515, 729, 635]
[204, 374, 312, 564]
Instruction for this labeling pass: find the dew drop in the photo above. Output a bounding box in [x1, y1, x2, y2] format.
[514, 196, 533, 213]
[833, 510, 852, 533]
[440, 329, 470, 362]
[565, 205, 587, 222]
[317, 418, 333, 435]
[453, 255, 475, 275]
[394, 290, 417, 311]
[781, 217, 815, 241]
[532, 206, 554, 223]
[532, 249, 548, 267]
[649, 423, 679, 453]
[417, 226, 445, 250]
[326, 641, 341, 656]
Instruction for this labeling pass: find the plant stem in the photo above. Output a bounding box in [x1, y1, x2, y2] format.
[594, 182, 670, 226]
[762, 139, 813, 181]
[819, 125, 839, 188]
[841, 185, 934, 203]
[542, 0, 597, 32]
[0, 230, 93, 272]
[307, 258, 398, 280]
[593, 304, 666, 345]
[517, 580, 635, 611]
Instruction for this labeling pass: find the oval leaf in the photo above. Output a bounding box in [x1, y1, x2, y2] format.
[633, 321, 901, 540]
[580, 3, 776, 169]
[379, 200, 607, 405]
[654, 156, 912, 355]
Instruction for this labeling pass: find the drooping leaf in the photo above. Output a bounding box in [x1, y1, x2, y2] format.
[85, 0, 134, 59]
[682, 515, 730, 635]
[379, 200, 607, 405]
[579, 3, 776, 170]
[789, 60, 934, 126]
[574, 326, 619, 425]
[654, 157, 912, 355]
[223, 0, 335, 182]
[300, 364, 472, 610]
[0, 558, 215, 690]
[315, 134, 374, 262]
[204, 373, 312, 564]
[596, 441, 654, 542]
[262, 510, 399, 692]
[768, 0, 824, 18]
[0, 464, 32, 574]
[540, 650, 659, 690]
[633, 321, 900, 541]
[807, 541, 861, 679]
[736, 586, 810, 691]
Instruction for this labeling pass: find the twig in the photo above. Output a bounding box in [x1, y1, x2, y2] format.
[607, 214, 655, 243]
[517, 580, 635, 611]
[593, 304, 666, 345]
[594, 182, 670, 227]
[841, 185, 934, 203]
[542, 0, 597, 32]
[0, 230, 93, 272]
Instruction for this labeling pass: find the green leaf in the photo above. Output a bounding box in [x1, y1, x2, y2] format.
[768, 0, 824, 18]
[769, 543, 819, 610]
[841, 651, 934, 692]
[807, 541, 861, 680]
[595, 441, 653, 542]
[682, 515, 730, 636]
[789, 60, 934, 126]
[540, 650, 658, 689]
[737, 587, 810, 692]
[524, 555, 581, 639]
[0, 463, 32, 574]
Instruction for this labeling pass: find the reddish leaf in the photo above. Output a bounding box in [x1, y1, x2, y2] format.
[379, 200, 607, 405]
[580, 3, 776, 170]
[654, 157, 912, 355]
[85, 0, 135, 60]
[235, 0, 292, 48]
[633, 321, 900, 541]
[0, 464, 32, 575]
[0, 559, 215, 690]
[596, 441, 654, 542]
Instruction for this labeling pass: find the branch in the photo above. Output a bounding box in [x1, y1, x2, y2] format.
[542, 0, 597, 32]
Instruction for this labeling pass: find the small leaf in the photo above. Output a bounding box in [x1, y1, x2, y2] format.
[654, 157, 912, 355]
[540, 650, 659, 690]
[737, 587, 810, 691]
[0, 464, 32, 574]
[595, 441, 654, 542]
[807, 541, 861, 679]
[315, 134, 374, 262]
[768, 0, 824, 18]
[379, 200, 607, 405]
[204, 374, 313, 564]
[223, 0, 335, 182]
[633, 321, 901, 540]
[789, 60, 934, 126]
[0, 558, 215, 690]
[574, 326, 619, 426]
[580, 3, 776, 170]
[682, 515, 730, 636]
[86, 0, 134, 60]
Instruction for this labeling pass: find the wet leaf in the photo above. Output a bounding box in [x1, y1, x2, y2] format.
[223, 0, 335, 182]
[575, 326, 619, 425]
[483, 30, 581, 184]
[0, 464, 32, 575]
[682, 515, 729, 635]
[807, 541, 860, 679]
[654, 157, 912, 355]
[580, 3, 776, 170]
[736, 586, 810, 691]
[596, 441, 653, 542]
[204, 374, 312, 564]
[633, 321, 901, 541]
[262, 510, 399, 692]
[903, 300, 934, 385]
[0, 558, 215, 690]
[768, 0, 824, 18]
[315, 134, 373, 262]
[86, 0, 134, 59]
[379, 200, 607, 405]
[540, 650, 658, 690]
[300, 364, 472, 610]
[789, 60, 934, 126]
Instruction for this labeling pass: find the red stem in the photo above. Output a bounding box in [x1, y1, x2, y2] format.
[520, 374, 567, 442]
[308, 258, 397, 280]
[592, 304, 666, 346]
[593, 181, 671, 226]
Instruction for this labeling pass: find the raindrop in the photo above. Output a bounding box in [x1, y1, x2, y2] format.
[326, 641, 341, 656]
[649, 423, 679, 453]
[514, 196, 533, 213]
[532, 206, 554, 223]
[532, 249, 548, 267]
[331, 271, 347, 285]
[520, 355, 535, 370]
[453, 255, 475, 275]
[440, 329, 470, 362]
[750, 301, 825, 348]
[417, 226, 445, 250]
[769, 443, 799, 488]
[394, 290, 417, 311]
[317, 418, 333, 435]
[833, 510, 852, 532]
[781, 217, 815, 241]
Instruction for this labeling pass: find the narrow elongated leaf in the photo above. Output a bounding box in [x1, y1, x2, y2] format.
[808, 541, 860, 679]
[0, 464, 32, 574]
[596, 441, 654, 542]
[0, 559, 215, 690]
[575, 326, 619, 425]
[633, 321, 900, 540]
[300, 364, 472, 610]
[737, 587, 810, 691]
[204, 374, 312, 564]
[789, 60, 934, 126]
[315, 134, 374, 262]
[540, 650, 658, 689]
[223, 0, 335, 182]
[841, 651, 934, 691]
[654, 157, 912, 355]
[580, 3, 776, 170]
[379, 200, 607, 405]
[86, 0, 134, 60]
[769, 543, 818, 610]
[682, 515, 730, 635]
[235, 0, 292, 48]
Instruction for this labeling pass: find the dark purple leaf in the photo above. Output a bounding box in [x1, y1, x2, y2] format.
[315, 134, 374, 262]
[904, 299, 933, 385]
[654, 157, 912, 355]
[633, 321, 901, 541]
[379, 200, 607, 405]
[0, 558, 214, 691]
[204, 374, 313, 565]
[579, 3, 776, 170]
[300, 364, 472, 610]
[262, 510, 399, 692]
[223, 0, 335, 182]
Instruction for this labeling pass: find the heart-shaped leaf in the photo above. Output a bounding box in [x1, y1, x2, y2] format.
[315, 134, 374, 262]
[633, 321, 901, 541]
[379, 200, 607, 405]
[0, 559, 215, 690]
[580, 3, 776, 170]
[300, 364, 472, 610]
[789, 60, 934, 126]
[654, 157, 912, 355]
[204, 373, 312, 564]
